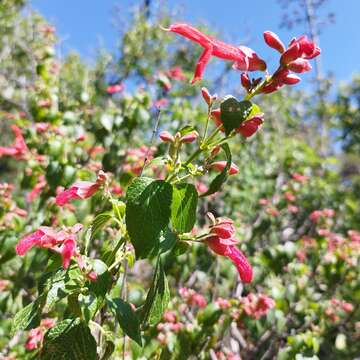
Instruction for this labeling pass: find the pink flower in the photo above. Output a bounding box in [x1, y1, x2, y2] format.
[265, 207, 279, 217]
[55, 171, 107, 206]
[35, 122, 50, 133]
[309, 210, 323, 222]
[16, 227, 58, 256]
[209, 215, 236, 240]
[61, 238, 76, 269]
[237, 116, 264, 137]
[159, 131, 175, 143]
[180, 131, 198, 143]
[201, 87, 217, 106]
[27, 175, 47, 202]
[167, 66, 186, 81]
[163, 310, 177, 323]
[25, 328, 43, 350]
[154, 98, 169, 108]
[263, 31, 286, 53]
[240, 293, 275, 319]
[107, 83, 124, 94]
[240, 72, 251, 91]
[16, 225, 82, 269]
[284, 191, 296, 202]
[287, 205, 299, 214]
[210, 161, 239, 175]
[281, 35, 321, 66]
[210, 109, 264, 138]
[292, 172, 308, 183]
[25, 318, 55, 350]
[287, 58, 312, 73]
[206, 236, 253, 283]
[0, 125, 29, 160]
[163, 23, 266, 84]
[215, 297, 232, 309]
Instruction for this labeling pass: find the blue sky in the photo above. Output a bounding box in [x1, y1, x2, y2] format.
[30, 0, 359, 82]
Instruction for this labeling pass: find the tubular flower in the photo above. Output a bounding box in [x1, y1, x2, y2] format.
[206, 236, 253, 283]
[210, 161, 239, 175]
[280, 35, 321, 66]
[162, 23, 266, 84]
[205, 214, 253, 283]
[106, 83, 124, 94]
[263, 31, 286, 53]
[211, 109, 264, 138]
[55, 171, 107, 206]
[16, 224, 82, 269]
[0, 125, 29, 159]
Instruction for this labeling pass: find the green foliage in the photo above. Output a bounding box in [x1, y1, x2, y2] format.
[41, 319, 97, 360]
[126, 178, 173, 258]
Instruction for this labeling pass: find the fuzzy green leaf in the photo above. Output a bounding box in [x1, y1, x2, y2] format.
[126, 178, 173, 258]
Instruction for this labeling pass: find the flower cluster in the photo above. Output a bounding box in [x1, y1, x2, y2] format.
[240, 293, 275, 320]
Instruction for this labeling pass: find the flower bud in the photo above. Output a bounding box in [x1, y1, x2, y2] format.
[280, 43, 301, 65]
[159, 131, 175, 143]
[282, 73, 301, 85]
[287, 58, 312, 73]
[180, 131, 198, 143]
[210, 161, 239, 175]
[263, 31, 286, 53]
[240, 73, 251, 91]
[201, 87, 211, 105]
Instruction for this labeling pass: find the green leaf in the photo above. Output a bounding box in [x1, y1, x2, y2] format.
[140, 258, 170, 326]
[41, 319, 97, 360]
[220, 96, 253, 135]
[159, 229, 178, 254]
[246, 103, 262, 119]
[126, 178, 173, 258]
[11, 300, 41, 336]
[179, 125, 195, 136]
[90, 212, 113, 241]
[171, 183, 198, 233]
[78, 292, 98, 323]
[88, 259, 112, 315]
[201, 143, 232, 197]
[107, 297, 142, 345]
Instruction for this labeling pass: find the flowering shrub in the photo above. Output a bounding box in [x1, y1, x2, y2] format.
[0, 3, 359, 359]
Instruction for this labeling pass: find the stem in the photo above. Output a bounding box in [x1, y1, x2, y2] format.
[201, 107, 211, 145]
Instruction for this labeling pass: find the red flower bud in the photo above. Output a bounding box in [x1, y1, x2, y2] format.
[159, 131, 175, 143]
[180, 131, 198, 143]
[287, 58, 312, 73]
[263, 31, 286, 53]
[237, 116, 263, 137]
[282, 73, 301, 85]
[201, 87, 212, 105]
[240, 73, 251, 91]
[210, 161, 239, 175]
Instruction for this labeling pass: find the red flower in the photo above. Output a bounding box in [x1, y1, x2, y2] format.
[16, 225, 82, 269]
[159, 131, 174, 143]
[55, 171, 107, 206]
[0, 125, 28, 159]
[263, 31, 286, 53]
[27, 175, 47, 202]
[211, 109, 263, 138]
[280, 35, 320, 66]
[167, 66, 186, 81]
[206, 236, 253, 283]
[180, 131, 198, 143]
[237, 116, 264, 138]
[163, 23, 266, 84]
[240, 293, 275, 319]
[210, 161, 239, 175]
[107, 83, 124, 94]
